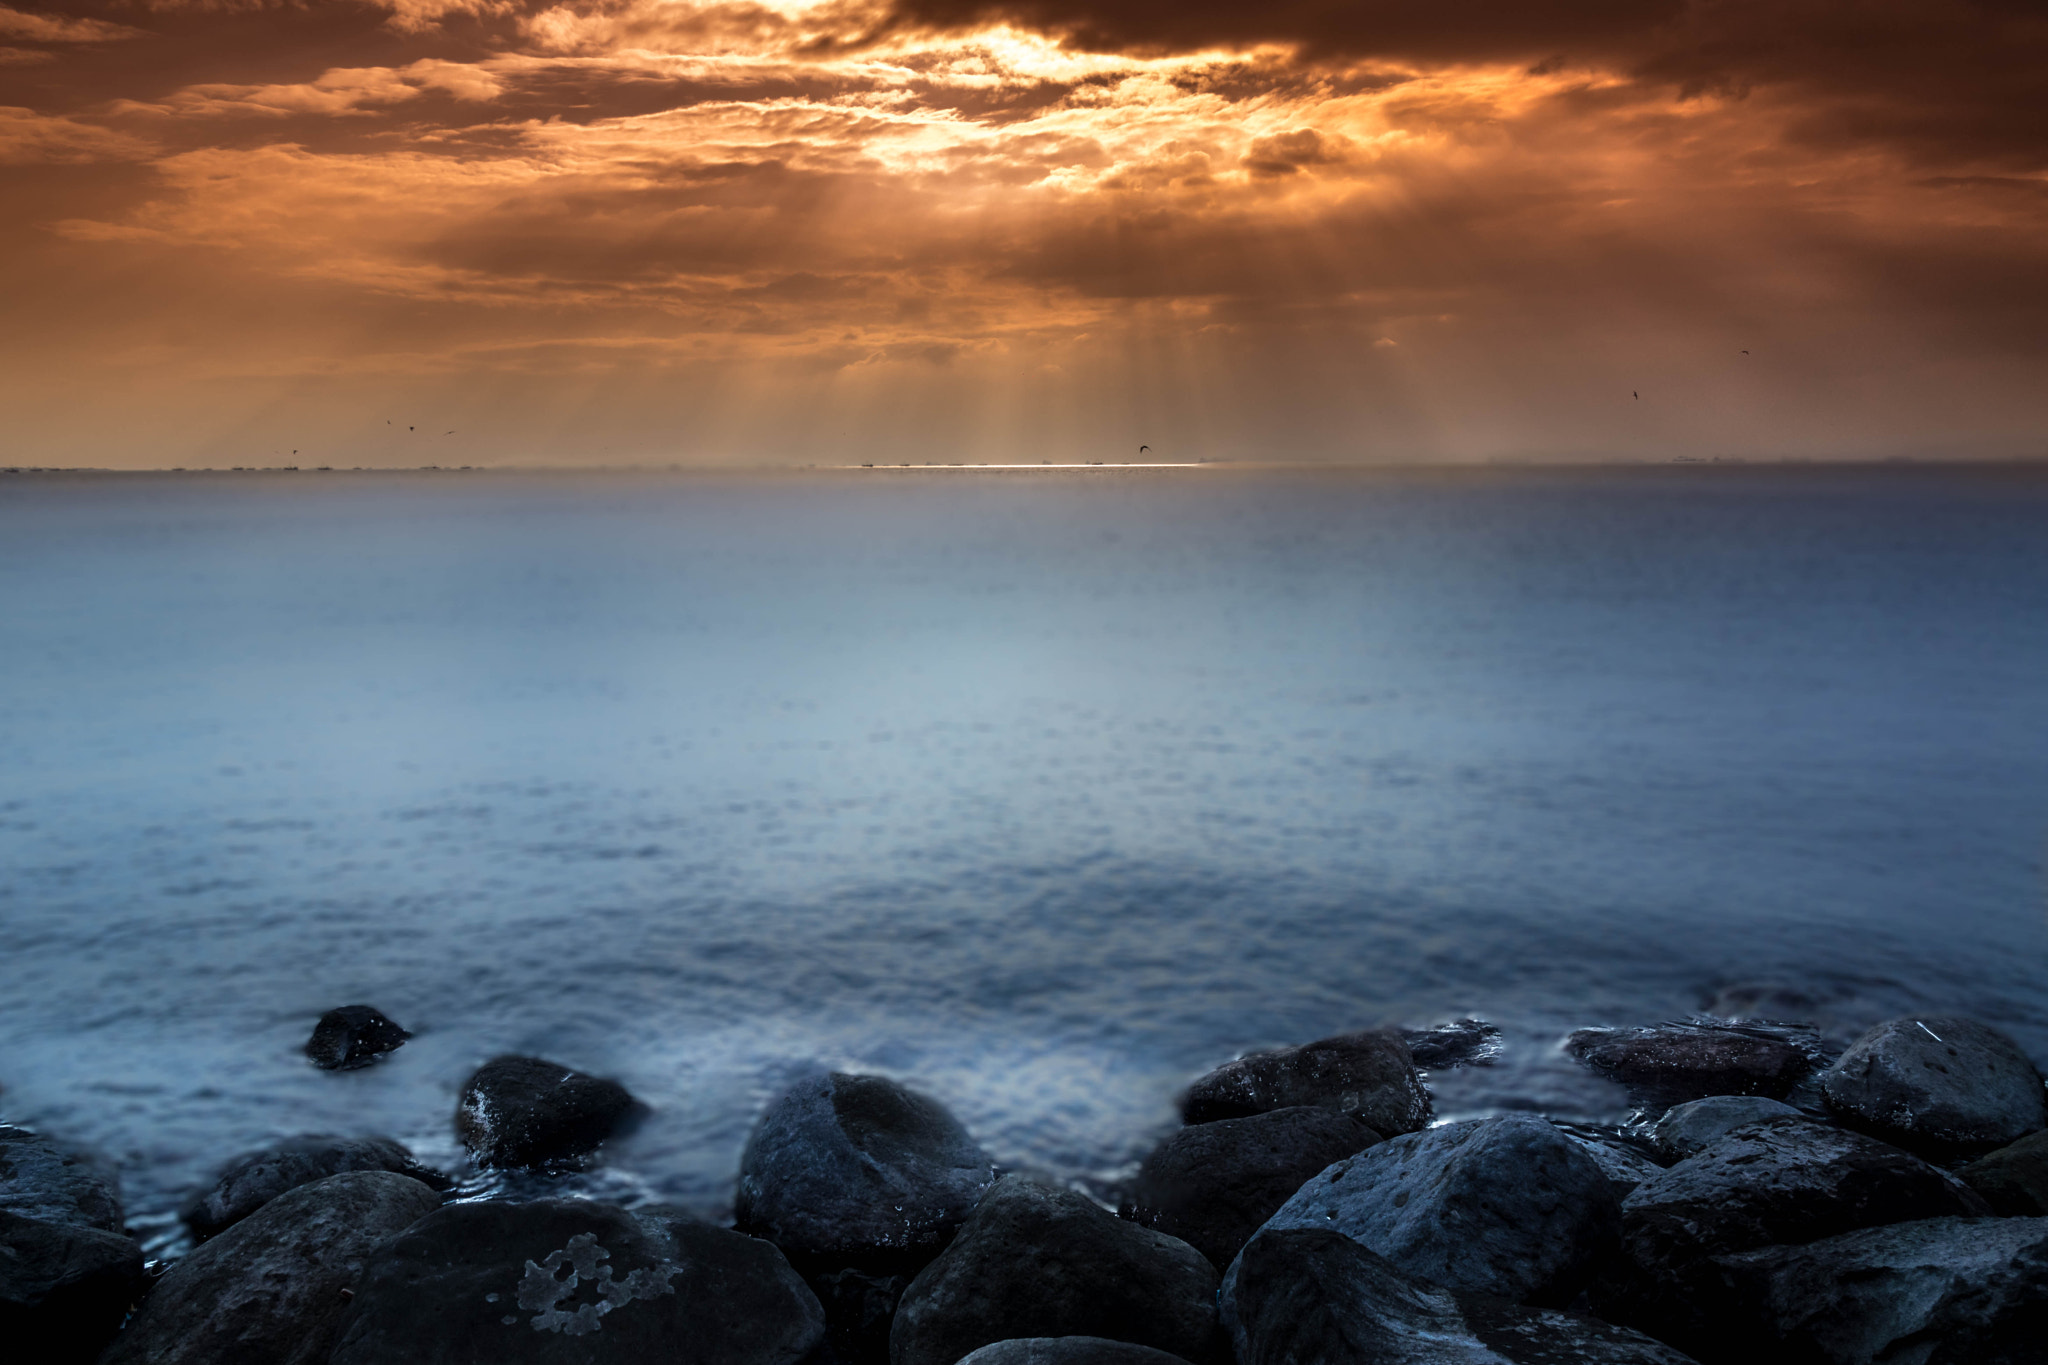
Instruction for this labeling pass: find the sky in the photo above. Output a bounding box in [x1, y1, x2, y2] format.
[2, 0, 2044, 468]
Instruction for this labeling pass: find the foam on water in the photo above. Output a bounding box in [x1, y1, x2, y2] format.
[2, 465, 2045, 1241]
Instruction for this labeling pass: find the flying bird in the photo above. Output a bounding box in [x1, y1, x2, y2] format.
[1741, 350, 1750, 355]
[1633, 391, 1639, 399]
[1139, 445, 1150, 453]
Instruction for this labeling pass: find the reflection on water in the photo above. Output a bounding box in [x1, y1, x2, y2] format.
[2, 465, 2045, 1235]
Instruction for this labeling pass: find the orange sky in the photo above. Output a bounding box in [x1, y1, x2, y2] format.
[3, 0, 2044, 467]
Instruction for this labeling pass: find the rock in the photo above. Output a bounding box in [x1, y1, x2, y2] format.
[1121, 1106, 1382, 1269]
[0, 1208, 144, 1364]
[455, 1055, 644, 1168]
[0, 1126, 123, 1233]
[1179, 1030, 1431, 1135]
[1595, 1117, 1991, 1355]
[1564, 1022, 1814, 1108]
[1221, 1227, 1698, 1364]
[1257, 1113, 1621, 1306]
[1820, 1016, 2048, 1158]
[329, 1198, 824, 1365]
[1714, 1215, 2048, 1364]
[305, 1005, 411, 1070]
[1401, 1019, 1504, 1071]
[181, 1134, 451, 1241]
[102, 1170, 442, 1365]
[736, 1072, 997, 1270]
[1554, 1124, 1667, 1202]
[1960, 1129, 2048, 1216]
[1649, 1096, 1804, 1162]
[890, 1175, 1221, 1365]
[956, 1341, 1196, 1365]
[808, 1265, 913, 1365]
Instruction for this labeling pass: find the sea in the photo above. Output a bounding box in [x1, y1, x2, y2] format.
[2, 463, 2045, 1256]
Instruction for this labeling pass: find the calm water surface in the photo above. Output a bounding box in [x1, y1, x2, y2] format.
[2, 465, 2045, 1250]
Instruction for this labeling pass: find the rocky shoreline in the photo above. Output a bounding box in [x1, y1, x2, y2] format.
[4, 1004, 2045, 1365]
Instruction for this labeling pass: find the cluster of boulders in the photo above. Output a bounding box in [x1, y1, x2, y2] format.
[3, 1005, 2046, 1365]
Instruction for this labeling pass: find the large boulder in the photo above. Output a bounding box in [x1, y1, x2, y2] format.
[1179, 1030, 1430, 1135]
[329, 1199, 824, 1365]
[305, 1005, 411, 1070]
[1554, 1124, 1667, 1203]
[0, 1127, 124, 1233]
[1716, 1215, 2048, 1364]
[181, 1134, 450, 1241]
[956, 1341, 1195, 1365]
[1595, 1117, 1991, 1355]
[1564, 1023, 1814, 1109]
[1256, 1113, 1621, 1306]
[0, 1208, 144, 1364]
[890, 1176, 1221, 1365]
[455, 1055, 644, 1168]
[1960, 1129, 2048, 1216]
[1121, 1106, 1382, 1269]
[1649, 1097, 1804, 1163]
[736, 1072, 997, 1269]
[1221, 1227, 1698, 1364]
[102, 1169, 443, 1365]
[1820, 1016, 2048, 1158]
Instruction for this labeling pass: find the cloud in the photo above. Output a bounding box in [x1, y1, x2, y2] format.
[0, 105, 156, 162]
[0, 5, 145, 42]
[115, 59, 508, 117]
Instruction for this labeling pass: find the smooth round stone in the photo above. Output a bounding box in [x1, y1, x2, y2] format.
[1821, 1016, 2048, 1157]
[1650, 1096, 1804, 1162]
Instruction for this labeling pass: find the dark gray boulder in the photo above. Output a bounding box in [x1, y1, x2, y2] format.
[1820, 1016, 2048, 1158]
[1961, 1129, 2048, 1216]
[1717, 1215, 2048, 1364]
[181, 1134, 451, 1241]
[1553, 1124, 1667, 1203]
[1564, 1023, 1813, 1108]
[0, 1126, 124, 1233]
[305, 1005, 411, 1070]
[329, 1199, 824, 1365]
[735, 1072, 997, 1269]
[455, 1055, 644, 1168]
[1649, 1096, 1804, 1162]
[1221, 1227, 1698, 1365]
[890, 1176, 1221, 1365]
[102, 1170, 443, 1365]
[1401, 1019, 1504, 1071]
[1179, 1030, 1430, 1135]
[1257, 1113, 1621, 1306]
[0, 1208, 144, 1364]
[956, 1340, 1195, 1365]
[1595, 1117, 1991, 1355]
[1121, 1106, 1382, 1269]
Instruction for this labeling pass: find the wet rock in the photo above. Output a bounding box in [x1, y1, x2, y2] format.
[181, 1134, 451, 1241]
[305, 1005, 411, 1070]
[1179, 1030, 1431, 1135]
[0, 1208, 144, 1364]
[329, 1198, 824, 1365]
[890, 1175, 1221, 1365]
[1595, 1117, 1990, 1355]
[1554, 1124, 1666, 1202]
[1717, 1215, 2048, 1364]
[1960, 1129, 2048, 1216]
[1820, 1016, 2048, 1158]
[1258, 1113, 1621, 1306]
[1121, 1106, 1382, 1269]
[1649, 1096, 1804, 1162]
[103, 1170, 443, 1365]
[1401, 1019, 1504, 1071]
[1564, 1022, 1814, 1108]
[1221, 1227, 1698, 1365]
[0, 1126, 123, 1233]
[736, 1072, 997, 1269]
[956, 1340, 1195, 1365]
[455, 1055, 645, 1169]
